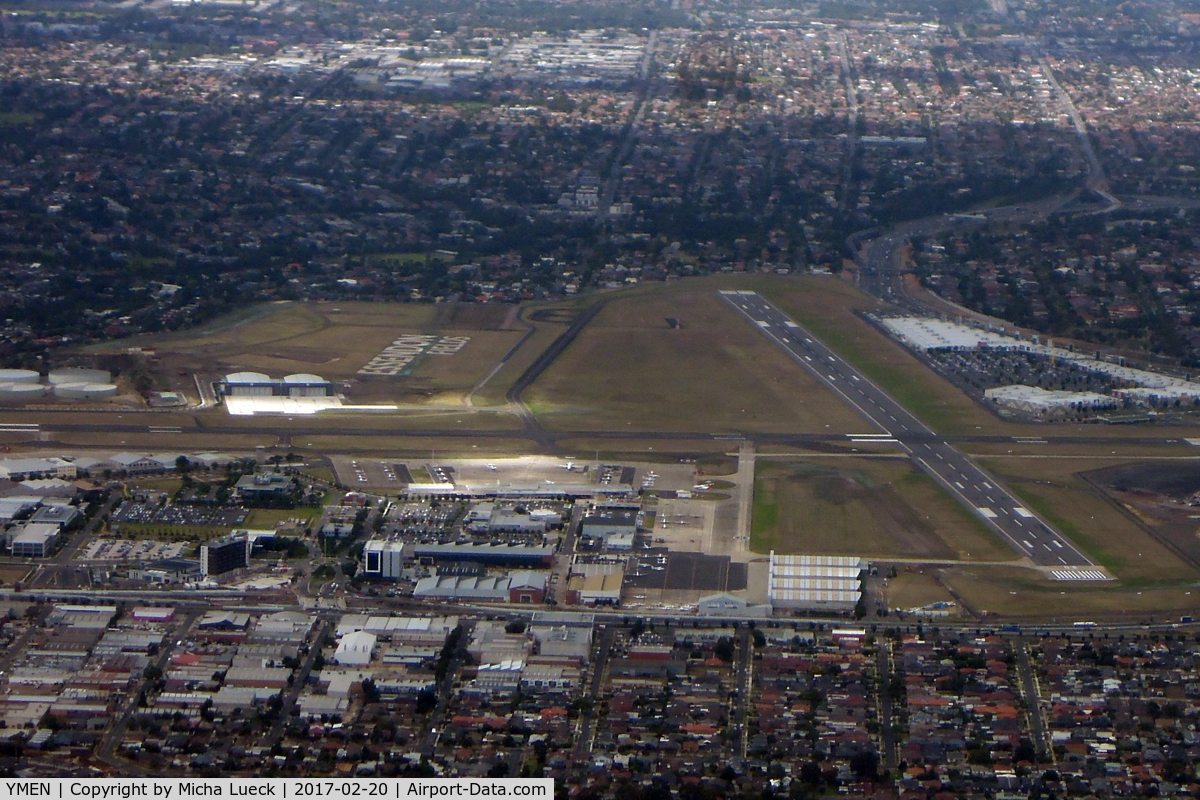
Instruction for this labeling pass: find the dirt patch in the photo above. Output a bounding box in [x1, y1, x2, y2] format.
[862, 484, 955, 560]
[0, 566, 31, 585]
[528, 309, 579, 324]
[1088, 461, 1200, 500]
[257, 346, 342, 364]
[434, 303, 517, 330]
[814, 474, 857, 504]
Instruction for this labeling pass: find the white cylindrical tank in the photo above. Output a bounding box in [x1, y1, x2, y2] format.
[53, 382, 118, 400]
[48, 367, 111, 385]
[0, 369, 40, 384]
[0, 382, 45, 399]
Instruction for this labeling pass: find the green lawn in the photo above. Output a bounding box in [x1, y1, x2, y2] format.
[0, 112, 41, 126]
[751, 459, 1013, 561]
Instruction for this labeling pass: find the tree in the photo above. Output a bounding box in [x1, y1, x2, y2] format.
[1014, 739, 1037, 764]
[849, 751, 879, 780]
[415, 688, 437, 715]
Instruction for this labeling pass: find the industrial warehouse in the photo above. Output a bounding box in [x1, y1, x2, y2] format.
[217, 371, 397, 416]
[878, 314, 1200, 408]
[766, 553, 865, 611]
[218, 372, 337, 398]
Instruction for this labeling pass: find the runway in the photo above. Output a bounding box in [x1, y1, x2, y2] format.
[719, 290, 1100, 574]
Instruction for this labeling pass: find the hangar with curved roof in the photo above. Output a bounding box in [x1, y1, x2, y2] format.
[218, 372, 335, 398]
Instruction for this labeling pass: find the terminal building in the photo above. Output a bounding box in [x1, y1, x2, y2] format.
[767, 552, 865, 612]
[218, 372, 336, 399]
[200, 534, 252, 577]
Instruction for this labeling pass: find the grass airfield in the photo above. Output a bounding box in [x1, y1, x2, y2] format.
[11, 273, 1197, 618]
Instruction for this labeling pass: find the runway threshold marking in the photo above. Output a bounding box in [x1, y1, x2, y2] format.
[1052, 568, 1110, 581]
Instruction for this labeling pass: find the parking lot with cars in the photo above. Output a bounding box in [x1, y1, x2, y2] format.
[80, 539, 189, 562]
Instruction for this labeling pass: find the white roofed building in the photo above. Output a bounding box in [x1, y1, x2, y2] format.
[467, 660, 523, 697]
[984, 385, 1118, 419]
[879, 315, 1200, 406]
[0, 458, 77, 481]
[219, 372, 335, 398]
[767, 552, 865, 611]
[334, 631, 377, 667]
[11, 523, 60, 558]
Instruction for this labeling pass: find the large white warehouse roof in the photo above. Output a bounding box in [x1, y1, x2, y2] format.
[224, 372, 273, 384]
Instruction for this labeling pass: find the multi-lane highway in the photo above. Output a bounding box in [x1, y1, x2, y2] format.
[719, 289, 1101, 576]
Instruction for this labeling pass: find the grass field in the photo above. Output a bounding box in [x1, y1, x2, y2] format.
[118, 300, 532, 407]
[886, 569, 961, 612]
[526, 282, 866, 434]
[966, 443, 1200, 458]
[303, 466, 336, 484]
[522, 274, 1070, 436]
[751, 458, 1014, 561]
[939, 565, 1200, 619]
[555, 439, 746, 462]
[56, 432, 281, 450]
[757, 278, 1001, 435]
[473, 304, 572, 407]
[0, 567, 31, 585]
[978, 456, 1198, 584]
[212, 408, 522, 431]
[0, 112, 42, 126]
[295, 435, 540, 457]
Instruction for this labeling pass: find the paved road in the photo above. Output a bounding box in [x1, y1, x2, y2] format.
[263, 618, 330, 748]
[733, 627, 753, 760]
[719, 289, 1096, 572]
[1036, 54, 1118, 208]
[734, 441, 754, 545]
[421, 621, 472, 754]
[97, 608, 202, 775]
[28, 492, 122, 589]
[834, 31, 859, 213]
[0, 604, 51, 676]
[1015, 636, 1053, 764]
[876, 640, 897, 773]
[574, 625, 615, 757]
